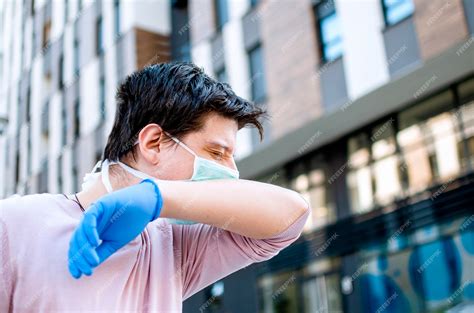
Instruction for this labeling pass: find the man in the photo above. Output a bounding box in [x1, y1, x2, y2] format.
[0, 62, 310, 312]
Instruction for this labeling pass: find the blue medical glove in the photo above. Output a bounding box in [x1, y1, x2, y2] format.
[68, 179, 163, 279]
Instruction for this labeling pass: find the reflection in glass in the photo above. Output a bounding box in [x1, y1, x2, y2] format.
[258, 272, 299, 313]
[290, 161, 334, 232]
[458, 100, 474, 169]
[303, 273, 343, 313]
[371, 122, 401, 206]
[397, 91, 464, 193]
[348, 134, 374, 213]
[397, 124, 432, 194]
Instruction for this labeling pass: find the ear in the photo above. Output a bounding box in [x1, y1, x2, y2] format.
[137, 124, 164, 165]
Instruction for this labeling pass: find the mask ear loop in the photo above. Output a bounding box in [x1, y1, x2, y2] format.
[162, 131, 200, 180]
[101, 159, 117, 193]
[163, 131, 197, 157]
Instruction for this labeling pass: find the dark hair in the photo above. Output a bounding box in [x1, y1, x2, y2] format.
[103, 62, 266, 161]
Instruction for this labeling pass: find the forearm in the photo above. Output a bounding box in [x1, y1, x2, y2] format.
[156, 179, 310, 239]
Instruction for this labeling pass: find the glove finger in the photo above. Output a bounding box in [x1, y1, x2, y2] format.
[96, 242, 119, 264]
[68, 259, 81, 279]
[70, 251, 93, 277]
[89, 200, 114, 233]
[68, 233, 93, 277]
[74, 225, 100, 268]
[82, 212, 100, 247]
[68, 227, 83, 277]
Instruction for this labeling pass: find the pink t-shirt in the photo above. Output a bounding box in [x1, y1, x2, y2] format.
[0, 193, 309, 312]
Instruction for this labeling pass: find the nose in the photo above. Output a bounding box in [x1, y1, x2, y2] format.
[229, 156, 238, 171]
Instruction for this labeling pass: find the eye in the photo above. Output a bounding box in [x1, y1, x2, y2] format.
[211, 151, 225, 160]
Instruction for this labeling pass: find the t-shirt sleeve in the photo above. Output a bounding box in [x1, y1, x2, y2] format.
[0, 202, 13, 312]
[173, 208, 309, 300]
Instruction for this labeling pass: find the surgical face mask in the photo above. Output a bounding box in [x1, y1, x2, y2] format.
[165, 132, 239, 181]
[81, 132, 239, 225]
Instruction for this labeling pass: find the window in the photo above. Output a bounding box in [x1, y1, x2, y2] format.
[114, 0, 121, 37]
[303, 273, 342, 313]
[347, 119, 402, 213]
[258, 271, 299, 313]
[248, 44, 267, 103]
[457, 78, 474, 169]
[215, 67, 227, 83]
[382, 0, 414, 26]
[314, 0, 343, 62]
[20, 16, 25, 69]
[14, 152, 19, 186]
[26, 87, 31, 123]
[250, 0, 259, 7]
[57, 155, 63, 192]
[72, 164, 78, 192]
[27, 124, 32, 176]
[31, 19, 36, 57]
[96, 16, 104, 55]
[61, 101, 67, 147]
[347, 133, 375, 213]
[290, 157, 335, 232]
[41, 101, 49, 138]
[171, 0, 191, 61]
[205, 281, 224, 312]
[214, 0, 228, 30]
[38, 160, 48, 194]
[99, 77, 106, 121]
[398, 91, 462, 191]
[73, 36, 80, 75]
[346, 84, 474, 214]
[74, 99, 80, 140]
[64, 0, 68, 24]
[42, 20, 51, 49]
[58, 53, 64, 89]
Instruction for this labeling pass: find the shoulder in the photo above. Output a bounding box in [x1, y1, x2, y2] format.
[0, 193, 75, 230]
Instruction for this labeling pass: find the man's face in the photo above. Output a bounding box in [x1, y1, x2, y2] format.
[149, 113, 239, 180]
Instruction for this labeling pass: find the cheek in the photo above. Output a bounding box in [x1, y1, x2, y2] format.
[158, 150, 195, 180]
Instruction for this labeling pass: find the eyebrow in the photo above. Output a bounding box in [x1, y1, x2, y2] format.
[206, 140, 234, 154]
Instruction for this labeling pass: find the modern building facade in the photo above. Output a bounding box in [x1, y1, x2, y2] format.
[1, 0, 474, 312]
[177, 0, 474, 312]
[0, 0, 171, 197]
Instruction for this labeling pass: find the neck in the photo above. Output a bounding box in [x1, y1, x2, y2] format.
[75, 164, 141, 210]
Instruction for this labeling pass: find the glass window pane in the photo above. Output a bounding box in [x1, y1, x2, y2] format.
[398, 91, 460, 189]
[320, 13, 340, 44]
[303, 273, 343, 313]
[320, 12, 343, 61]
[249, 45, 267, 102]
[215, 0, 229, 28]
[373, 155, 401, 205]
[460, 101, 474, 168]
[384, 0, 414, 25]
[258, 272, 299, 313]
[397, 124, 433, 194]
[289, 160, 333, 231]
[324, 39, 343, 62]
[426, 113, 461, 179]
[458, 78, 474, 169]
[371, 122, 401, 204]
[348, 167, 373, 213]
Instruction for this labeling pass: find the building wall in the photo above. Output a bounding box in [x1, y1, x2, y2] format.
[259, 0, 322, 140]
[413, 0, 469, 60]
[336, 0, 390, 99]
[189, 0, 215, 46]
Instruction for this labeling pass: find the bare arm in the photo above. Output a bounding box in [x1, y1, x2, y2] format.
[156, 178, 310, 239]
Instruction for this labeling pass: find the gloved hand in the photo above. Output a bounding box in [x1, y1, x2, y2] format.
[68, 179, 163, 279]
